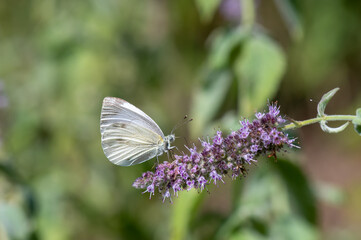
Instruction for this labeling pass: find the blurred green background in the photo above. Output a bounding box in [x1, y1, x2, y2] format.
[0, 0, 361, 239]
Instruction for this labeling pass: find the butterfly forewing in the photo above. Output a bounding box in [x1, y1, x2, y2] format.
[100, 97, 165, 166]
[100, 97, 164, 137]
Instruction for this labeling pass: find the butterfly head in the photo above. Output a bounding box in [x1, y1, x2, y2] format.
[164, 134, 175, 151]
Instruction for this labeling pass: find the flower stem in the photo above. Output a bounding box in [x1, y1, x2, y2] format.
[241, 0, 255, 30]
[281, 115, 357, 131]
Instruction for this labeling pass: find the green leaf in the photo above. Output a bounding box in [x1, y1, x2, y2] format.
[353, 123, 361, 136]
[317, 88, 339, 117]
[195, 0, 221, 22]
[215, 164, 290, 240]
[269, 215, 319, 240]
[273, 0, 304, 41]
[355, 108, 361, 118]
[320, 120, 349, 134]
[201, 111, 241, 138]
[171, 190, 203, 240]
[0, 203, 31, 239]
[208, 28, 249, 70]
[229, 229, 267, 240]
[317, 88, 349, 134]
[216, 160, 319, 240]
[314, 182, 345, 205]
[352, 108, 361, 136]
[190, 70, 232, 137]
[273, 159, 317, 224]
[234, 33, 286, 117]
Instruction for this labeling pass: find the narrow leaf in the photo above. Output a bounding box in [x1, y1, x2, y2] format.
[320, 120, 349, 133]
[352, 108, 361, 135]
[273, 0, 304, 41]
[356, 108, 361, 118]
[317, 88, 339, 117]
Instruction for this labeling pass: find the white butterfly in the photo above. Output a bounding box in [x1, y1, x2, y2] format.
[100, 97, 175, 166]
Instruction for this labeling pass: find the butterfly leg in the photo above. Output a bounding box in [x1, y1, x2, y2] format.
[172, 146, 181, 154]
[169, 149, 177, 161]
[182, 136, 190, 147]
[166, 150, 171, 161]
[151, 156, 160, 169]
[156, 155, 160, 164]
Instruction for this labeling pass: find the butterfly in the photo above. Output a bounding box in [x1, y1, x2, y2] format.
[100, 97, 175, 166]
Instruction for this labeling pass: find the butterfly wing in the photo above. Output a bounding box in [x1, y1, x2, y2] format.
[100, 97, 165, 166]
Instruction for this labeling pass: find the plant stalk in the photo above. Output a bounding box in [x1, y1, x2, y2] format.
[281, 115, 356, 131]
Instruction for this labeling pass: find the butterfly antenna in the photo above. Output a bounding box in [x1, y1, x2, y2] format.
[171, 115, 193, 135]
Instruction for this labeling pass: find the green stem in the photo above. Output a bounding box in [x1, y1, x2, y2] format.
[241, 0, 255, 30]
[237, 0, 255, 117]
[281, 115, 357, 131]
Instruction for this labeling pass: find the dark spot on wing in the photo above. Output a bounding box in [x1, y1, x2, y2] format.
[116, 138, 128, 144]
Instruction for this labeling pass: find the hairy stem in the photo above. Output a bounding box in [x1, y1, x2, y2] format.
[281, 115, 357, 131]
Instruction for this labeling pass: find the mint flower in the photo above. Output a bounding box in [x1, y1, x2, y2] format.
[133, 103, 296, 202]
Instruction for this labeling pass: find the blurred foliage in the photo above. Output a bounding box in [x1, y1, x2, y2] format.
[0, 0, 361, 239]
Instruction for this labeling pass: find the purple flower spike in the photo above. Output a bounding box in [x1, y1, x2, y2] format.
[133, 103, 296, 202]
